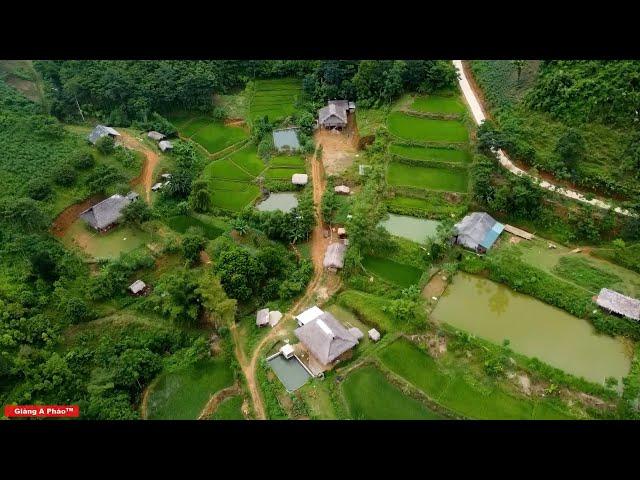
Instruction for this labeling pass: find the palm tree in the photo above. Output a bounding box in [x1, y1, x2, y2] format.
[233, 218, 249, 236]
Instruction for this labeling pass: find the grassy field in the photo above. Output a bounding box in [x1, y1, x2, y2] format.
[410, 94, 466, 115]
[210, 395, 244, 420]
[337, 290, 398, 333]
[250, 78, 302, 122]
[146, 358, 234, 420]
[356, 108, 387, 137]
[204, 158, 252, 181]
[211, 185, 261, 212]
[363, 256, 422, 287]
[378, 339, 574, 420]
[264, 167, 304, 180]
[164, 215, 225, 239]
[341, 365, 442, 420]
[389, 144, 470, 163]
[388, 162, 468, 192]
[388, 112, 468, 143]
[386, 194, 467, 219]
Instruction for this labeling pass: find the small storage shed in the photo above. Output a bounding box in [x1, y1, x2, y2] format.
[256, 308, 270, 327]
[280, 344, 295, 359]
[368, 328, 381, 342]
[128, 280, 146, 295]
[323, 242, 347, 271]
[334, 185, 351, 195]
[147, 131, 166, 141]
[268, 310, 283, 327]
[292, 173, 308, 186]
[88, 125, 120, 145]
[337, 227, 347, 239]
[158, 140, 173, 152]
[151, 182, 164, 191]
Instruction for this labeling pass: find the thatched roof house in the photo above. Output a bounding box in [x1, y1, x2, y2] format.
[318, 100, 350, 129]
[272, 127, 300, 151]
[453, 212, 504, 253]
[79, 192, 138, 232]
[256, 308, 270, 327]
[323, 242, 346, 270]
[88, 125, 120, 145]
[158, 140, 173, 152]
[148, 131, 166, 141]
[596, 288, 640, 321]
[294, 311, 359, 366]
[291, 173, 308, 185]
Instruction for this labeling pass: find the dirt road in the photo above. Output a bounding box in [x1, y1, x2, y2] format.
[119, 131, 159, 202]
[452, 60, 631, 217]
[231, 146, 335, 420]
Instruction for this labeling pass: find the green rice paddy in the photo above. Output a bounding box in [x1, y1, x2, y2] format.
[270, 155, 305, 167]
[146, 358, 234, 420]
[211, 395, 244, 420]
[362, 256, 422, 287]
[250, 79, 302, 122]
[387, 162, 468, 192]
[264, 167, 304, 180]
[341, 365, 442, 420]
[190, 122, 248, 154]
[204, 158, 252, 181]
[378, 339, 573, 420]
[410, 94, 466, 115]
[164, 215, 225, 239]
[389, 144, 471, 163]
[388, 112, 468, 143]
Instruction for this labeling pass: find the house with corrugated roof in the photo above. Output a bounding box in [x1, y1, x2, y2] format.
[323, 242, 346, 271]
[88, 125, 120, 145]
[453, 212, 504, 253]
[596, 288, 640, 321]
[318, 100, 354, 129]
[294, 310, 359, 368]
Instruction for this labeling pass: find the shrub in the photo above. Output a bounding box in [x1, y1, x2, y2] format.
[72, 152, 95, 169]
[95, 135, 115, 155]
[53, 163, 77, 186]
[26, 178, 52, 200]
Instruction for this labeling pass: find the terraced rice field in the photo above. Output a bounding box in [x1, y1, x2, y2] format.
[387, 162, 468, 192]
[250, 78, 302, 122]
[265, 167, 305, 180]
[410, 94, 466, 115]
[388, 112, 468, 143]
[164, 215, 226, 239]
[378, 339, 573, 420]
[270, 155, 306, 167]
[169, 114, 248, 154]
[362, 256, 422, 287]
[341, 365, 442, 420]
[211, 395, 244, 420]
[389, 144, 471, 163]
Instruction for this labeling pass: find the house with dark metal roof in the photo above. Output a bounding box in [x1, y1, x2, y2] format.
[272, 127, 300, 151]
[294, 311, 359, 367]
[88, 125, 120, 145]
[453, 212, 504, 253]
[147, 131, 166, 141]
[318, 100, 352, 129]
[158, 140, 173, 152]
[79, 192, 138, 232]
[596, 288, 640, 321]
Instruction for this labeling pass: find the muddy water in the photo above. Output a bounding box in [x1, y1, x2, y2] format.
[432, 272, 632, 385]
[379, 214, 440, 243]
[256, 192, 298, 213]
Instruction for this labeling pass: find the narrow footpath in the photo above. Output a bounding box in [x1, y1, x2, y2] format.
[452, 60, 631, 217]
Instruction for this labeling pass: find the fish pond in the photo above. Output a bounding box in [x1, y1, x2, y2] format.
[256, 192, 298, 213]
[379, 214, 440, 243]
[432, 272, 632, 385]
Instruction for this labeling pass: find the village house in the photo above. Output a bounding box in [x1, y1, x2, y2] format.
[318, 100, 355, 130]
[596, 288, 640, 321]
[256, 308, 270, 327]
[147, 131, 166, 141]
[295, 306, 324, 327]
[294, 310, 359, 372]
[128, 280, 147, 296]
[291, 173, 308, 186]
[158, 140, 173, 152]
[453, 212, 504, 253]
[272, 127, 300, 152]
[79, 191, 139, 232]
[334, 185, 351, 195]
[88, 125, 120, 145]
[323, 242, 346, 272]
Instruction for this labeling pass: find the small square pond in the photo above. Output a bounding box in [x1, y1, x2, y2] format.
[267, 354, 311, 392]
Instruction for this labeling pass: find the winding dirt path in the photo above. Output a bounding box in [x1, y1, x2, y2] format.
[119, 132, 159, 202]
[453, 60, 631, 217]
[231, 146, 334, 420]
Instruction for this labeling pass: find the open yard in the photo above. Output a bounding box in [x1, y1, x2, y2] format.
[387, 162, 468, 192]
[378, 339, 574, 420]
[362, 256, 422, 287]
[389, 144, 471, 163]
[250, 78, 302, 123]
[145, 358, 234, 420]
[337, 290, 398, 333]
[62, 220, 152, 260]
[387, 112, 468, 143]
[410, 94, 466, 115]
[341, 365, 442, 420]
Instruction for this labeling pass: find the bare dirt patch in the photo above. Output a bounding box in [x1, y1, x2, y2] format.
[120, 132, 159, 202]
[314, 116, 359, 175]
[422, 272, 448, 300]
